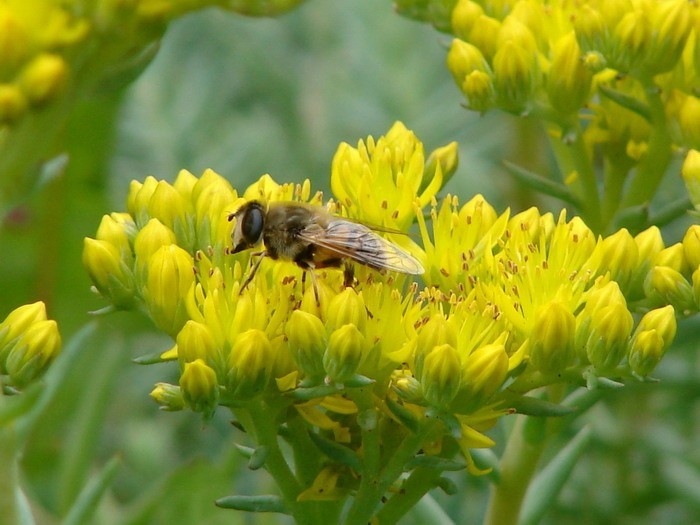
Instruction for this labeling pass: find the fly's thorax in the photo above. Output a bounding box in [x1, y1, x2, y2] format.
[263, 203, 322, 262]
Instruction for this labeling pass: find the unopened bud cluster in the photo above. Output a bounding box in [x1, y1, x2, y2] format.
[0, 301, 61, 388]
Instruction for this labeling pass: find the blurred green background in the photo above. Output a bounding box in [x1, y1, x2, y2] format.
[2, 1, 700, 524]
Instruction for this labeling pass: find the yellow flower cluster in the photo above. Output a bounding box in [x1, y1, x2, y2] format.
[0, 301, 61, 389]
[444, 0, 697, 118]
[83, 123, 697, 516]
[400, 0, 700, 235]
[0, 0, 85, 123]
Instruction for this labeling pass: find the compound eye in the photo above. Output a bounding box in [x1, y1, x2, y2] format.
[241, 206, 264, 244]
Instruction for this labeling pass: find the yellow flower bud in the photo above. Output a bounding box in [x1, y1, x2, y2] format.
[459, 343, 509, 405]
[177, 320, 219, 368]
[134, 218, 177, 262]
[4, 319, 61, 387]
[447, 39, 490, 94]
[150, 382, 185, 411]
[463, 70, 495, 111]
[286, 310, 326, 379]
[681, 149, 700, 208]
[19, 53, 67, 104]
[0, 6, 29, 70]
[547, 32, 592, 115]
[529, 301, 576, 374]
[613, 10, 651, 71]
[679, 97, 700, 149]
[146, 244, 195, 336]
[414, 314, 458, 376]
[653, 243, 687, 273]
[635, 226, 665, 261]
[0, 84, 27, 122]
[682, 226, 700, 270]
[451, 0, 483, 40]
[468, 15, 501, 60]
[180, 358, 219, 416]
[643, 0, 692, 75]
[326, 288, 367, 333]
[192, 169, 236, 247]
[0, 301, 47, 350]
[692, 267, 700, 308]
[96, 213, 134, 263]
[645, 266, 695, 312]
[324, 324, 366, 382]
[147, 180, 190, 239]
[82, 237, 135, 308]
[583, 281, 626, 318]
[573, 5, 606, 53]
[227, 329, 273, 399]
[173, 169, 198, 199]
[493, 39, 536, 112]
[600, 228, 639, 291]
[586, 303, 633, 371]
[127, 176, 159, 226]
[424, 141, 459, 187]
[628, 330, 665, 376]
[634, 305, 677, 354]
[420, 343, 462, 408]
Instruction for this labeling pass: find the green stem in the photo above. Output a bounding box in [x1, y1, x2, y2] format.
[621, 82, 673, 209]
[374, 467, 443, 525]
[285, 412, 322, 487]
[548, 124, 602, 233]
[601, 157, 631, 233]
[0, 425, 20, 525]
[236, 401, 309, 522]
[483, 415, 547, 525]
[343, 417, 439, 525]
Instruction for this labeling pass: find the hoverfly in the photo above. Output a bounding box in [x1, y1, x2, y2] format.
[228, 200, 423, 301]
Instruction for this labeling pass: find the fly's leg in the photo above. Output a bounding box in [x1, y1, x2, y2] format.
[240, 251, 266, 293]
[343, 262, 355, 288]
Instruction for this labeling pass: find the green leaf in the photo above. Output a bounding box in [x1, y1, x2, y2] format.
[470, 448, 500, 481]
[436, 476, 458, 495]
[385, 397, 420, 433]
[659, 454, 700, 507]
[560, 387, 603, 415]
[648, 196, 693, 228]
[15, 486, 36, 525]
[599, 85, 651, 121]
[612, 203, 649, 232]
[248, 446, 268, 471]
[509, 396, 575, 417]
[343, 374, 375, 388]
[0, 382, 42, 427]
[405, 455, 466, 471]
[132, 351, 173, 365]
[519, 426, 592, 525]
[17, 323, 98, 438]
[308, 431, 362, 471]
[61, 456, 120, 525]
[215, 494, 287, 513]
[287, 385, 338, 401]
[503, 160, 581, 206]
[233, 443, 255, 459]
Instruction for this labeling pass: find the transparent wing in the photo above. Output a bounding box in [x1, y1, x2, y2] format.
[297, 219, 424, 275]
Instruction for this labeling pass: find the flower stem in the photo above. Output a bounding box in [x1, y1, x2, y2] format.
[343, 416, 440, 525]
[621, 82, 672, 210]
[236, 401, 309, 523]
[374, 467, 443, 524]
[0, 388, 21, 525]
[483, 415, 546, 525]
[548, 124, 602, 233]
